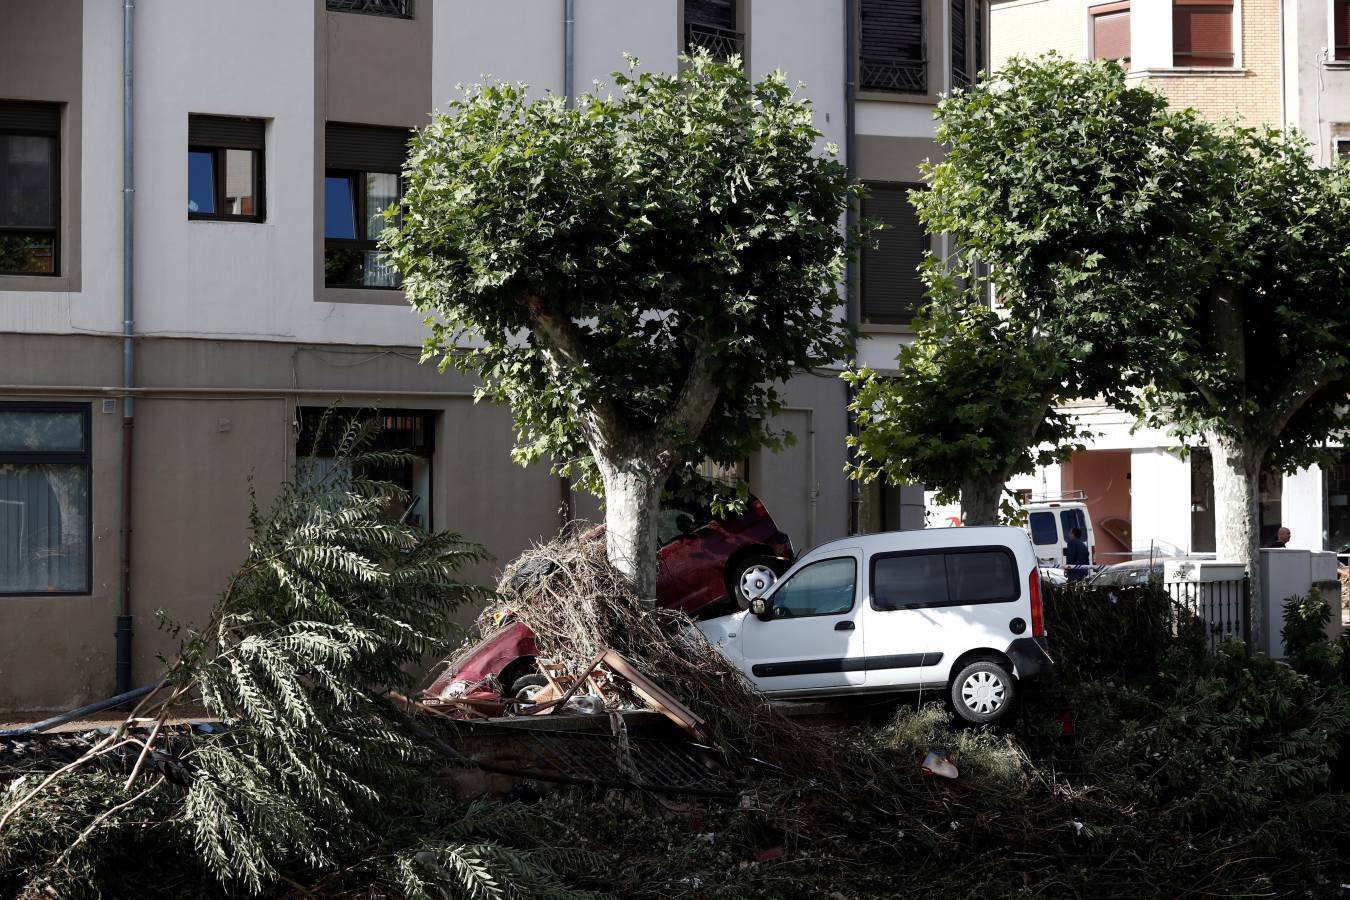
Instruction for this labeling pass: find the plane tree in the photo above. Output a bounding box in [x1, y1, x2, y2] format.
[385, 55, 855, 600]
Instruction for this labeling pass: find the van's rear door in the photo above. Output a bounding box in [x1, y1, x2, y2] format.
[1027, 510, 1062, 566]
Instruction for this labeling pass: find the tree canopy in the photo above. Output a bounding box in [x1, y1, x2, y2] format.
[386, 54, 856, 593]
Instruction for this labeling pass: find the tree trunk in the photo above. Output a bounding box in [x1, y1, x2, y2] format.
[960, 475, 1003, 527]
[598, 459, 665, 604]
[1207, 431, 1264, 650]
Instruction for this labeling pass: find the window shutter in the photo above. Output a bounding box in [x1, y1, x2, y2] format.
[1173, 2, 1233, 67]
[859, 0, 926, 92]
[0, 100, 59, 134]
[188, 115, 264, 149]
[1091, 3, 1130, 62]
[1336, 0, 1349, 60]
[325, 122, 412, 173]
[861, 183, 929, 325]
[685, 0, 736, 30]
[950, 0, 970, 87]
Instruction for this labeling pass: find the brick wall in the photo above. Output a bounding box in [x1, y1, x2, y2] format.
[1146, 0, 1282, 126]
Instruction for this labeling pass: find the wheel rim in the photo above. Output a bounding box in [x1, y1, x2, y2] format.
[739, 564, 777, 599]
[960, 670, 1006, 715]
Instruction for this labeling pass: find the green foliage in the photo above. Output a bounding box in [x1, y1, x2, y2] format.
[0, 417, 590, 899]
[1281, 593, 1346, 683]
[875, 703, 1022, 787]
[387, 53, 856, 499]
[1043, 582, 1205, 683]
[845, 301, 1087, 508]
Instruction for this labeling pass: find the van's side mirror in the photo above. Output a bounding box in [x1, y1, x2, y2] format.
[749, 597, 770, 619]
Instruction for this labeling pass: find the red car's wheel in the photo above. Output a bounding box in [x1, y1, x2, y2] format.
[728, 555, 788, 610]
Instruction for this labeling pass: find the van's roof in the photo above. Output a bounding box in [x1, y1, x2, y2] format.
[800, 526, 1032, 560]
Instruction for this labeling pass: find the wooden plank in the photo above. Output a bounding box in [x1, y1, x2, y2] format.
[600, 650, 708, 741]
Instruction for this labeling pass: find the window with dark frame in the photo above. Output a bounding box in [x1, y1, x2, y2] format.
[951, 0, 971, 88]
[860, 182, 930, 325]
[296, 407, 435, 529]
[1336, 0, 1349, 60]
[1338, 139, 1350, 160]
[324, 122, 410, 289]
[188, 115, 265, 222]
[0, 403, 91, 596]
[325, 0, 413, 18]
[684, 0, 744, 62]
[859, 0, 927, 94]
[871, 548, 1019, 611]
[1172, 0, 1234, 67]
[0, 100, 60, 276]
[1091, 1, 1131, 64]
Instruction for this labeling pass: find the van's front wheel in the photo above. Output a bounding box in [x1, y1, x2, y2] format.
[950, 661, 1014, 724]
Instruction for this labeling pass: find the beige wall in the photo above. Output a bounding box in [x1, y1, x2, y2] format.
[990, 0, 1085, 68]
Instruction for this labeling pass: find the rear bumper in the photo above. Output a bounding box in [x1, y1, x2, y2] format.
[1007, 636, 1053, 680]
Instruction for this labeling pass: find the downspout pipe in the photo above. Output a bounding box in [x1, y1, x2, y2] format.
[557, 0, 577, 528]
[116, 0, 136, 695]
[843, 0, 862, 536]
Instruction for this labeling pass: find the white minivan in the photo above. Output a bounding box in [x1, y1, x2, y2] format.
[696, 526, 1052, 724]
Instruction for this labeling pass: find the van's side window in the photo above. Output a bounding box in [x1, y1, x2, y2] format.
[1028, 511, 1058, 545]
[872, 549, 1020, 610]
[772, 557, 855, 618]
[1060, 508, 1087, 539]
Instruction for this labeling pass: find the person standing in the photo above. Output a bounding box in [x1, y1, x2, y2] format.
[1065, 527, 1091, 582]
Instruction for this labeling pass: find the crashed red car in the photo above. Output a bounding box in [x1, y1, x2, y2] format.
[425, 497, 794, 700]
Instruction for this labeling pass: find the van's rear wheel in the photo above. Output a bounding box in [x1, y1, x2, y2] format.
[950, 661, 1014, 724]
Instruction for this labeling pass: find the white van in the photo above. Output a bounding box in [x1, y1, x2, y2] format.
[696, 526, 1052, 724]
[1024, 498, 1094, 570]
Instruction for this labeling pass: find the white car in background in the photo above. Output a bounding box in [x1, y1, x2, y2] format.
[697, 526, 1053, 724]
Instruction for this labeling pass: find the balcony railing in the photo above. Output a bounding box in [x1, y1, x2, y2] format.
[859, 56, 927, 94]
[325, 0, 413, 19]
[685, 23, 745, 62]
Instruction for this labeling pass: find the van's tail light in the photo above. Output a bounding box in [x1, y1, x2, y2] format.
[1029, 569, 1046, 637]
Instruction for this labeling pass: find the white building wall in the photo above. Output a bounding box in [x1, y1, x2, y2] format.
[1130, 447, 1193, 554]
[433, 2, 562, 101]
[1283, 464, 1324, 550]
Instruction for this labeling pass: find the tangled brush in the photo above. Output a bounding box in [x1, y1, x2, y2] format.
[488, 523, 822, 771]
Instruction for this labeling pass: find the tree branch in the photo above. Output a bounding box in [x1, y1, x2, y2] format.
[656, 337, 721, 458]
[523, 295, 625, 449]
[1257, 363, 1338, 442]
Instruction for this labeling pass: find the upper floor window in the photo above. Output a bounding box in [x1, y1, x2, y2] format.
[1091, 1, 1131, 65]
[326, 0, 413, 18]
[188, 115, 265, 222]
[861, 182, 929, 325]
[0, 403, 91, 595]
[0, 101, 59, 277]
[1172, 0, 1234, 67]
[684, 0, 744, 61]
[1336, 0, 1349, 61]
[324, 122, 409, 289]
[859, 0, 926, 94]
[951, 0, 973, 88]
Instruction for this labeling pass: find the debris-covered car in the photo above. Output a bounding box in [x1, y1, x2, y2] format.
[426, 497, 794, 701]
[697, 526, 1053, 724]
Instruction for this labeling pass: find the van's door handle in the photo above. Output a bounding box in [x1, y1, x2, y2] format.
[834, 621, 855, 631]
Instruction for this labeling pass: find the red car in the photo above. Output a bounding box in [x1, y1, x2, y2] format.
[425, 497, 794, 700]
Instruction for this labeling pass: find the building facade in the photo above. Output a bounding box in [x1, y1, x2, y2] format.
[989, 0, 1350, 562]
[0, 0, 981, 710]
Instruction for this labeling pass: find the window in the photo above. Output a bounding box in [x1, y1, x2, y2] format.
[861, 182, 929, 324]
[0, 404, 90, 595]
[685, 0, 744, 61]
[324, 123, 410, 289]
[771, 557, 856, 618]
[1336, 0, 1349, 60]
[871, 548, 1018, 611]
[1060, 507, 1087, 540]
[1326, 449, 1350, 554]
[188, 115, 264, 222]
[1337, 139, 1350, 160]
[1173, 1, 1234, 67]
[859, 0, 926, 94]
[326, 0, 413, 18]
[0, 101, 59, 276]
[1091, 2, 1131, 64]
[1028, 511, 1059, 546]
[297, 407, 434, 528]
[951, 0, 971, 88]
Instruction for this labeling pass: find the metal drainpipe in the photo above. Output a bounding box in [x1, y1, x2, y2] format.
[558, 0, 577, 528]
[843, 0, 862, 536]
[116, 0, 136, 694]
